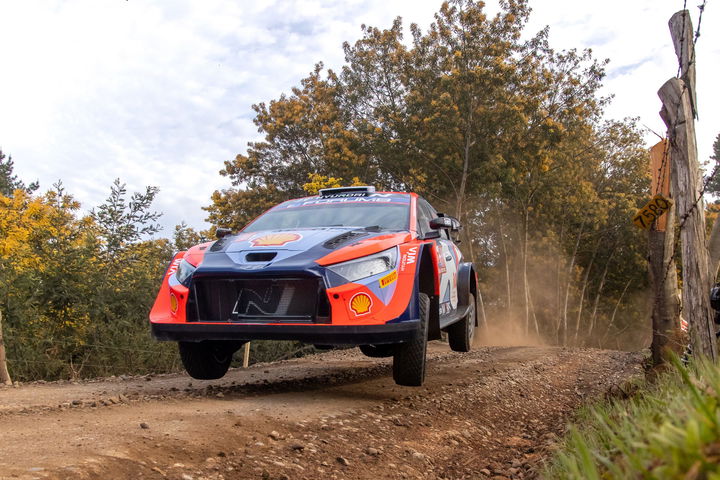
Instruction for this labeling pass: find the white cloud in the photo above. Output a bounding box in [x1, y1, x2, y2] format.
[0, 0, 717, 237]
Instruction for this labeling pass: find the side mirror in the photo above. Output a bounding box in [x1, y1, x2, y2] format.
[429, 216, 461, 232]
[216, 227, 232, 239]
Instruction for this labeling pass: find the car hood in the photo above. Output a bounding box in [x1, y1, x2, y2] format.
[195, 227, 411, 276]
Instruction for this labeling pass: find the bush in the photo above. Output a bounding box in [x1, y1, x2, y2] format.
[545, 357, 720, 479]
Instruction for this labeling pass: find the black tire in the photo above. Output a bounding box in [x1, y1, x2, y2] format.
[448, 293, 476, 352]
[178, 341, 239, 380]
[359, 344, 397, 358]
[393, 292, 430, 386]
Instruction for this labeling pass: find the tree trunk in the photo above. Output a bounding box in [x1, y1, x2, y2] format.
[477, 288, 489, 330]
[526, 276, 540, 336]
[562, 222, 585, 346]
[0, 310, 12, 385]
[601, 279, 633, 347]
[555, 221, 566, 343]
[455, 108, 475, 221]
[588, 246, 616, 345]
[522, 208, 530, 335]
[496, 203, 512, 324]
[573, 236, 600, 345]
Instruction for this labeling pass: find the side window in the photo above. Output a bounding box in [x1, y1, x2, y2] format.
[418, 198, 447, 238]
[416, 200, 431, 236]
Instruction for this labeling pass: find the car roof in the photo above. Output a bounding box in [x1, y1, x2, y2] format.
[271, 191, 414, 211]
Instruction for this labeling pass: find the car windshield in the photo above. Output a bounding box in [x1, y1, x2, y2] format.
[243, 203, 410, 232]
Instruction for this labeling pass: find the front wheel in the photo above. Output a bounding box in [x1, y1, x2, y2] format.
[393, 293, 430, 386]
[448, 293, 476, 352]
[178, 341, 240, 380]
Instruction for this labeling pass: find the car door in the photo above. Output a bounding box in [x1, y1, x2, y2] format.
[417, 198, 461, 318]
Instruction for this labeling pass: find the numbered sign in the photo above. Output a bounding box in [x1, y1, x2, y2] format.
[633, 195, 673, 230]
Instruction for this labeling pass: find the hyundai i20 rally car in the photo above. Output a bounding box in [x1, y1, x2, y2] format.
[150, 186, 479, 386]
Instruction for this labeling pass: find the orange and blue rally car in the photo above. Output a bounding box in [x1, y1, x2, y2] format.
[150, 186, 479, 386]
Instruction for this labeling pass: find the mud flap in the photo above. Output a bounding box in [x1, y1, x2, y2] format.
[457, 263, 477, 326]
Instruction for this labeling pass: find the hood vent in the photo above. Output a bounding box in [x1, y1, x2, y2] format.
[245, 252, 277, 262]
[323, 231, 368, 249]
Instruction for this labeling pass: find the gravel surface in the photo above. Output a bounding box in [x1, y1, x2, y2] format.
[0, 343, 644, 479]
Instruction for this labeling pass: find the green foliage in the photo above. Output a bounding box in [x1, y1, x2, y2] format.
[545, 357, 720, 478]
[0, 149, 38, 196]
[173, 221, 206, 251]
[0, 174, 176, 380]
[91, 178, 162, 259]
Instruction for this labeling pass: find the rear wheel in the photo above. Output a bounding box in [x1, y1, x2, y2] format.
[359, 344, 397, 358]
[178, 341, 240, 380]
[393, 293, 430, 386]
[448, 293, 476, 352]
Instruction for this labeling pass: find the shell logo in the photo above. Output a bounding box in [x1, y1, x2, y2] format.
[250, 233, 302, 247]
[350, 293, 373, 316]
[169, 292, 179, 313]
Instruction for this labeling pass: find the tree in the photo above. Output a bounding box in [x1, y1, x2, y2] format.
[0, 149, 38, 196]
[173, 222, 205, 251]
[91, 178, 162, 260]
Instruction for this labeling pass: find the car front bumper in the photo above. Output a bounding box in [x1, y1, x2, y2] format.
[151, 320, 421, 345]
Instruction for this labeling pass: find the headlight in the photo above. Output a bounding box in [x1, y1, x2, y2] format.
[175, 259, 196, 286]
[326, 247, 398, 283]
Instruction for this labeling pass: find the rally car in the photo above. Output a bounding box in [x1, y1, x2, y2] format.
[150, 186, 478, 386]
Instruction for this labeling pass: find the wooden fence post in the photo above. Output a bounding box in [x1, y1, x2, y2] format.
[658, 10, 718, 360]
[0, 310, 12, 385]
[648, 141, 682, 364]
[243, 342, 251, 368]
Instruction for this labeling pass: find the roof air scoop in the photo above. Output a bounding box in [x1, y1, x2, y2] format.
[319, 186, 376, 198]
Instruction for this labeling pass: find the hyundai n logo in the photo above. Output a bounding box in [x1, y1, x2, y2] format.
[232, 285, 295, 316]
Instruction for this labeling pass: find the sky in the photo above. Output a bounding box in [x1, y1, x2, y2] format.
[0, 0, 717, 236]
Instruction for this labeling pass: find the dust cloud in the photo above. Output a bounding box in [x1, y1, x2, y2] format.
[474, 320, 547, 347]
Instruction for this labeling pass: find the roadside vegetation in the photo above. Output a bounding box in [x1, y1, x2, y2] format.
[545, 357, 720, 479]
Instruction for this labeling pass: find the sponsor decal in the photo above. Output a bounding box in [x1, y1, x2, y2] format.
[379, 270, 398, 288]
[406, 246, 418, 265]
[167, 258, 182, 277]
[169, 292, 179, 313]
[300, 197, 394, 206]
[250, 233, 302, 247]
[350, 293, 373, 316]
[439, 302, 453, 316]
[437, 248, 447, 274]
[400, 245, 420, 272]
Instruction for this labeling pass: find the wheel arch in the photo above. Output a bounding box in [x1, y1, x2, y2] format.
[458, 262, 479, 327]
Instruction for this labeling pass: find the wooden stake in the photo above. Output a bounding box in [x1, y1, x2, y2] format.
[243, 342, 251, 368]
[0, 310, 12, 385]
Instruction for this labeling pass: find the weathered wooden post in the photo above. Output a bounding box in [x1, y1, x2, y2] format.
[243, 342, 251, 368]
[647, 141, 682, 364]
[0, 310, 12, 385]
[658, 10, 718, 360]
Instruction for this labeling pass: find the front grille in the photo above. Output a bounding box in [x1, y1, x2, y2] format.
[188, 278, 328, 323]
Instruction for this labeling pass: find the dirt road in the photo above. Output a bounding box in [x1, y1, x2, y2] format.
[0, 344, 643, 480]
